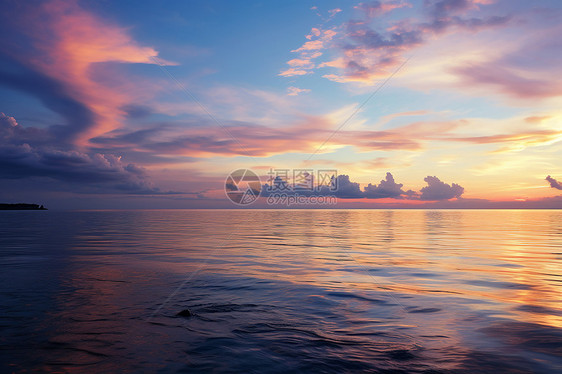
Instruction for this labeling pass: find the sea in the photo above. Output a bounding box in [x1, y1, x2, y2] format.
[0, 209, 561, 373]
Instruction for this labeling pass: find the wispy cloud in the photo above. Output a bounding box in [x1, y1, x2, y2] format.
[287, 86, 311, 96]
[279, 29, 336, 77]
[453, 63, 562, 99]
[0, 0, 171, 146]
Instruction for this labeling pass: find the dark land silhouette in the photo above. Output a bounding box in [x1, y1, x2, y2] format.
[0, 203, 47, 210]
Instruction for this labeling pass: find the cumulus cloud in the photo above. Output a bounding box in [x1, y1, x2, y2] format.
[546, 175, 562, 190]
[333, 175, 364, 198]
[419, 175, 464, 200]
[260, 171, 465, 202]
[0, 113, 174, 194]
[0, 112, 53, 146]
[0, 112, 17, 128]
[363, 172, 405, 198]
[0, 143, 172, 194]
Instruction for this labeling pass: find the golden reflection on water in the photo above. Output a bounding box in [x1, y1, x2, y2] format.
[141, 209, 562, 328]
[2, 209, 560, 372]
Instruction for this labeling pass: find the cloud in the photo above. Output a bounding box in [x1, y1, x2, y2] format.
[260, 171, 466, 203]
[310, 0, 562, 104]
[279, 29, 337, 76]
[287, 86, 311, 96]
[284, 0, 513, 85]
[279, 68, 311, 77]
[420, 0, 510, 33]
[329, 8, 343, 17]
[91, 117, 463, 158]
[0, 112, 54, 147]
[525, 116, 551, 124]
[0, 113, 174, 194]
[438, 128, 562, 151]
[354, 1, 411, 18]
[363, 172, 405, 198]
[453, 64, 562, 99]
[334, 175, 364, 198]
[0, 0, 169, 146]
[89, 108, 557, 163]
[419, 175, 464, 200]
[546, 175, 562, 190]
[0, 143, 170, 194]
[0, 112, 17, 128]
[287, 58, 315, 68]
[0, 57, 96, 143]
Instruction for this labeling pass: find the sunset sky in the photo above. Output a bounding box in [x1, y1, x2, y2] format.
[0, 0, 561, 209]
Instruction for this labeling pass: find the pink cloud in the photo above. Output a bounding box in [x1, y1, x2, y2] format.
[285, 0, 515, 86]
[329, 8, 343, 17]
[354, 1, 412, 18]
[452, 64, 562, 99]
[287, 58, 314, 67]
[13, 0, 170, 146]
[287, 87, 311, 96]
[92, 117, 464, 158]
[279, 68, 311, 77]
[281, 29, 337, 76]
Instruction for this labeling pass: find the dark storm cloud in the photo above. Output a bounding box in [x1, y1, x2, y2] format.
[0, 143, 173, 194]
[419, 175, 464, 200]
[0, 114, 176, 194]
[546, 175, 562, 190]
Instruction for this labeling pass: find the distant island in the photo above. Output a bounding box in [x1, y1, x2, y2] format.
[0, 203, 47, 210]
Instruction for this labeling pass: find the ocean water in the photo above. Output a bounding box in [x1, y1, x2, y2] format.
[0, 209, 561, 373]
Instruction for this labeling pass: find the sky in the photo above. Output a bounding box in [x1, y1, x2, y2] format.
[0, 0, 561, 209]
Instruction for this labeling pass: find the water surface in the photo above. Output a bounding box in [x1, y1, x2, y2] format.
[0, 210, 561, 373]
